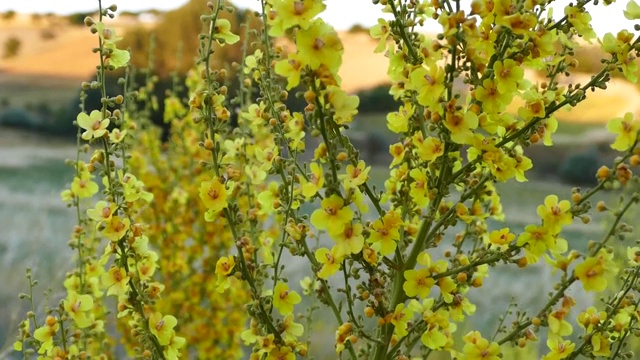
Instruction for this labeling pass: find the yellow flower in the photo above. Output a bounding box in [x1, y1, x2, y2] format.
[273, 281, 301, 315]
[517, 225, 566, 263]
[412, 134, 444, 162]
[63, 290, 94, 328]
[409, 65, 445, 109]
[281, 313, 304, 342]
[213, 18, 239, 45]
[135, 251, 158, 280]
[513, 147, 533, 182]
[627, 246, 640, 266]
[537, 195, 573, 233]
[368, 210, 402, 256]
[548, 308, 573, 337]
[102, 215, 130, 242]
[518, 89, 547, 121]
[576, 306, 606, 332]
[438, 276, 457, 304]
[409, 299, 454, 350]
[241, 319, 259, 345]
[449, 294, 476, 322]
[590, 333, 611, 357]
[487, 227, 515, 250]
[536, 116, 558, 146]
[258, 181, 280, 215]
[164, 333, 186, 359]
[607, 112, 639, 151]
[149, 312, 178, 346]
[109, 128, 127, 143]
[389, 142, 406, 168]
[545, 250, 580, 274]
[257, 334, 276, 356]
[370, 18, 391, 53]
[387, 102, 414, 133]
[267, 346, 296, 360]
[444, 110, 478, 145]
[403, 268, 434, 298]
[71, 176, 99, 199]
[259, 236, 275, 265]
[119, 172, 153, 202]
[340, 160, 370, 189]
[409, 168, 429, 208]
[86, 201, 116, 223]
[328, 222, 364, 257]
[268, 0, 326, 36]
[301, 162, 324, 199]
[296, 19, 343, 74]
[390, 303, 413, 337]
[215, 256, 236, 293]
[498, 12, 536, 36]
[542, 337, 575, 360]
[564, 5, 596, 41]
[275, 53, 303, 90]
[624, 0, 640, 20]
[474, 79, 512, 114]
[77, 110, 109, 140]
[310, 194, 353, 232]
[493, 59, 524, 94]
[462, 331, 501, 360]
[101, 266, 130, 298]
[199, 177, 228, 213]
[349, 186, 369, 214]
[315, 247, 342, 279]
[335, 322, 354, 354]
[326, 85, 359, 125]
[574, 249, 618, 292]
[34, 316, 59, 354]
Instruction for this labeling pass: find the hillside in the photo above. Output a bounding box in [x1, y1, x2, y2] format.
[1, 11, 639, 123]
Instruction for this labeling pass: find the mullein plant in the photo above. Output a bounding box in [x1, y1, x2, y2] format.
[12, 0, 640, 359]
[14, 2, 183, 359]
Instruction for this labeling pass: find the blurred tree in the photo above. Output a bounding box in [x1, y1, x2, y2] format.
[348, 23, 369, 34]
[357, 84, 399, 113]
[67, 12, 93, 26]
[31, 13, 42, 24]
[120, 0, 263, 77]
[0, 97, 10, 110]
[40, 29, 57, 41]
[1, 10, 16, 21]
[3, 37, 21, 59]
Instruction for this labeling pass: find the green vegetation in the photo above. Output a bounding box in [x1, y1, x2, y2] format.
[3, 37, 22, 59]
[1, 10, 16, 21]
[121, 0, 262, 77]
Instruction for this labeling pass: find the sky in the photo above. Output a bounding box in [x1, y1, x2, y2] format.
[0, 0, 637, 37]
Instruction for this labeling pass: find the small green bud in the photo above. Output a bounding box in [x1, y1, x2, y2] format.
[84, 17, 95, 27]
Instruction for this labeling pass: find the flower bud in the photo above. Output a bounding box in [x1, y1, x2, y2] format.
[596, 166, 610, 181]
[364, 307, 375, 318]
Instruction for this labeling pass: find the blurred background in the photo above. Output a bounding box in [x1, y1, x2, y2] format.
[1, 0, 639, 356]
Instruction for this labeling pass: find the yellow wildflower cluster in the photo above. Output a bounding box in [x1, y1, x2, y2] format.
[14, 0, 640, 359]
